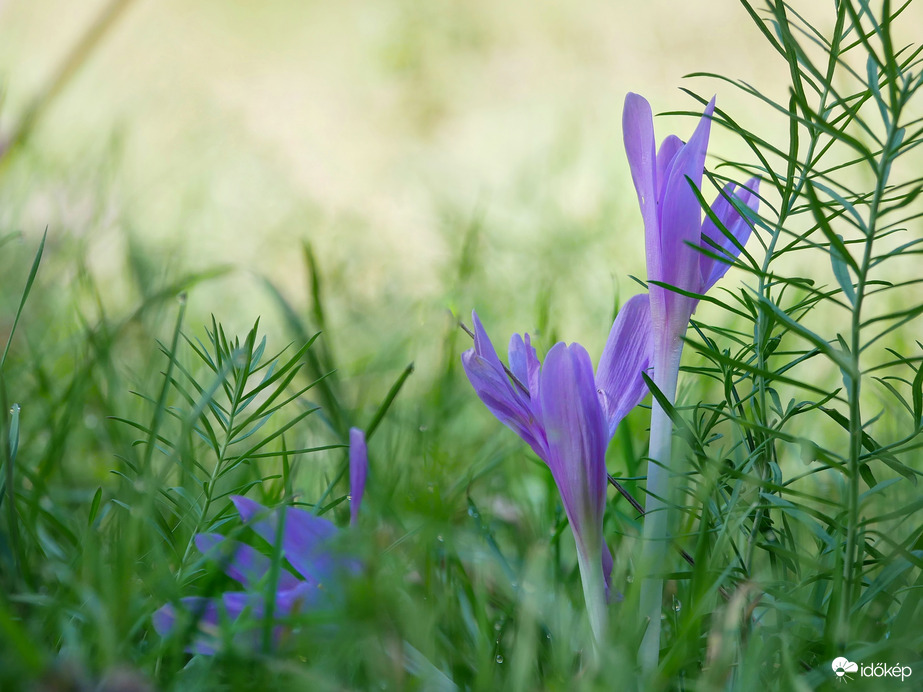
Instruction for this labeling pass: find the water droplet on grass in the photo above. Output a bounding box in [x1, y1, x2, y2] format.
[496, 655, 504, 664]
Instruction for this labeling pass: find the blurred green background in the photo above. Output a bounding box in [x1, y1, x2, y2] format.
[3, 0, 921, 337]
[0, 0, 792, 337]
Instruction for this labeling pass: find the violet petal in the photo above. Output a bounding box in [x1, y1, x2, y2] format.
[538, 343, 608, 541]
[275, 580, 328, 615]
[656, 98, 715, 294]
[700, 177, 761, 292]
[623, 93, 662, 284]
[194, 533, 301, 591]
[596, 294, 653, 438]
[507, 333, 531, 391]
[650, 99, 716, 345]
[153, 597, 221, 655]
[462, 317, 546, 458]
[349, 427, 368, 527]
[655, 135, 683, 201]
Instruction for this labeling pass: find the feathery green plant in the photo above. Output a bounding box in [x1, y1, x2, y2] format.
[635, 0, 923, 686]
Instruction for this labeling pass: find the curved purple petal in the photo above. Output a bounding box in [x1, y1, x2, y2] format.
[511, 332, 543, 421]
[462, 350, 546, 457]
[656, 98, 715, 292]
[152, 602, 179, 637]
[462, 314, 545, 458]
[349, 427, 368, 527]
[538, 343, 608, 541]
[194, 533, 300, 591]
[231, 495, 270, 526]
[623, 93, 663, 285]
[539, 343, 610, 635]
[508, 333, 535, 394]
[153, 597, 219, 634]
[220, 591, 264, 620]
[623, 93, 658, 213]
[656, 135, 683, 201]
[275, 580, 328, 615]
[216, 583, 330, 651]
[596, 294, 652, 438]
[700, 177, 761, 292]
[153, 597, 221, 655]
[471, 311, 507, 376]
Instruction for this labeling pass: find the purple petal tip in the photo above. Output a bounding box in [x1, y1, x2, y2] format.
[152, 604, 176, 636]
[349, 427, 368, 526]
[230, 495, 264, 523]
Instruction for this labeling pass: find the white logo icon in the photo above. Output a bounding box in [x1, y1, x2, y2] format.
[832, 657, 859, 681]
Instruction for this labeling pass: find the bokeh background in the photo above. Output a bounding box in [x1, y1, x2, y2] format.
[0, 0, 791, 344]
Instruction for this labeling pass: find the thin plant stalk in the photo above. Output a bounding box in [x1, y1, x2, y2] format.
[839, 97, 902, 645]
[638, 342, 681, 674]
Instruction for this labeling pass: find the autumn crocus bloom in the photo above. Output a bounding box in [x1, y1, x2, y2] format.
[622, 92, 759, 670]
[462, 295, 651, 642]
[154, 427, 369, 654]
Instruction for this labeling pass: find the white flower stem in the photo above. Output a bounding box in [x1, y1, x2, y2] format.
[638, 342, 682, 675]
[575, 539, 608, 645]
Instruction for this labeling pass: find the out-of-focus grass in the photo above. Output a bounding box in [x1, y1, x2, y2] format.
[0, 0, 789, 323]
[2, 0, 918, 348]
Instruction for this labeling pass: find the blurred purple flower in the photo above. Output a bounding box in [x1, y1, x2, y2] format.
[461, 296, 651, 641]
[623, 92, 759, 670]
[349, 427, 367, 527]
[153, 427, 369, 654]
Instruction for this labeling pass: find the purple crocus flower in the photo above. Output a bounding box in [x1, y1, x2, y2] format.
[462, 295, 651, 641]
[622, 92, 759, 670]
[622, 92, 760, 378]
[154, 426, 369, 654]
